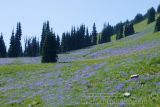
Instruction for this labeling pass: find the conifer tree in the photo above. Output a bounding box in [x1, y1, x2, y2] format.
[147, 7, 156, 24]
[85, 28, 91, 47]
[14, 22, 22, 57]
[0, 33, 7, 57]
[61, 33, 66, 52]
[157, 4, 160, 13]
[124, 23, 135, 36]
[56, 35, 60, 53]
[8, 30, 16, 57]
[134, 13, 144, 24]
[116, 22, 124, 40]
[42, 31, 57, 63]
[91, 23, 97, 45]
[42, 21, 58, 63]
[155, 16, 160, 32]
[100, 23, 113, 43]
[40, 22, 47, 54]
[24, 37, 40, 57]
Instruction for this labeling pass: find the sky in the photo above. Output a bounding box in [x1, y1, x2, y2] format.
[0, 0, 159, 49]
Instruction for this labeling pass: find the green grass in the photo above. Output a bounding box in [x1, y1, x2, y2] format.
[0, 16, 160, 107]
[134, 19, 148, 32]
[0, 63, 54, 73]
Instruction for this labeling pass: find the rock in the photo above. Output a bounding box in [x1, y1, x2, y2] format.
[130, 74, 139, 79]
[123, 92, 131, 97]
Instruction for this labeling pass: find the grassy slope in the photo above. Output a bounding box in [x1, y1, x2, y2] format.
[0, 19, 160, 107]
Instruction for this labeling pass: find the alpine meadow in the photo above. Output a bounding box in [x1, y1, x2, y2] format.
[0, 1, 160, 107]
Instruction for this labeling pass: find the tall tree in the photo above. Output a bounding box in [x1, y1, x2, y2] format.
[116, 22, 124, 40]
[157, 4, 160, 13]
[61, 32, 66, 52]
[134, 13, 144, 24]
[79, 24, 85, 48]
[0, 33, 7, 57]
[13, 22, 23, 57]
[85, 28, 91, 47]
[100, 23, 113, 43]
[147, 7, 156, 24]
[8, 30, 16, 57]
[42, 21, 58, 63]
[24, 37, 40, 57]
[40, 22, 47, 54]
[124, 23, 135, 36]
[91, 23, 97, 45]
[155, 16, 160, 32]
[56, 35, 60, 53]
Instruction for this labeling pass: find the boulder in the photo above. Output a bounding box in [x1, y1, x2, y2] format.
[123, 92, 131, 97]
[130, 74, 139, 79]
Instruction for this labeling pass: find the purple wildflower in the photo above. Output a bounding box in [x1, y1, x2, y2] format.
[115, 83, 125, 91]
[119, 102, 126, 107]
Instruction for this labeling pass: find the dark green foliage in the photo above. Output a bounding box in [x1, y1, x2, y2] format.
[123, 20, 130, 26]
[79, 25, 86, 48]
[100, 23, 114, 43]
[84, 28, 91, 47]
[116, 22, 124, 40]
[24, 37, 40, 57]
[8, 23, 22, 57]
[157, 4, 160, 13]
[124, 23, 135, 36]
[60, 25, 92, 53]
[70, 27, 77, 50]
[8, 30, 16, 57]
[56, 35, 60, 53]
[40, 22, 47, 54]
[15, 22, 23, 56]
[134, 13, 144, 24]
[91, 23, 97, 45]
[61, 33, 67, 52]
[155, 16, 160, 32]
[147, 7, 156, 24]
[42, 21, 58, 63]
[0, 33, 7, 57]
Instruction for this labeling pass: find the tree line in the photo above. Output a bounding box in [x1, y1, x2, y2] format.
[0, 5, 160, 63]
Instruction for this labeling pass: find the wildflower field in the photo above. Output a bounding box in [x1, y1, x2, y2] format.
[0, 19, 160, 107]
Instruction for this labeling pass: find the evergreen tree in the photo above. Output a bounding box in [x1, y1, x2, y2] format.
[100, 23, 113, 43]
[61, 33, 66, 52]
[14, 22, 22, 57]
[157, 4, 160, 13]
[42, 28, 58, 63]
[56, 35, 60, 53]
[0, 33, 7, 57]
[79, 25, 85, 48]
[70, 26, 77, 50]
[42, 21, 58, 63]
[91, 23, 97, 45]
[84, 28, 90, 47]
[65, 32, 71, 51]
[134, 13, 144, 24]
[147, 7, 156, 24]
[155, 16, 160, 32]
[124, 23, 135, 36]
[24, 37, 40, 57]
[98, 34, 101, 44]
[8, 30, 16, 57]
[40, 22, 47, 54]
[130, 23, 135, 34]
[116, 22, 124, 40]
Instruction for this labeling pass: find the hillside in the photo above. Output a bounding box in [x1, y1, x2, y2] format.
[0, 18, 160, 107]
